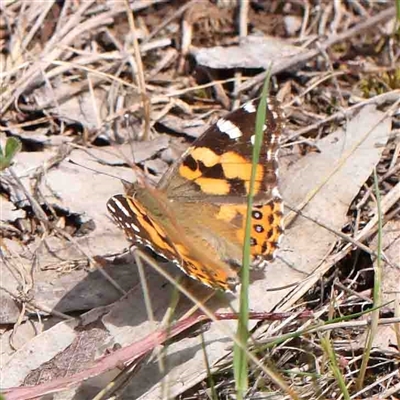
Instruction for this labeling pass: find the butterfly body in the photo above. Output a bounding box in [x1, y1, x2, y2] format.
[107, 98, 284, 291]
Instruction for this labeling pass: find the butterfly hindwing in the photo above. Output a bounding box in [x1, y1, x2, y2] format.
[107, 193, 239, 291]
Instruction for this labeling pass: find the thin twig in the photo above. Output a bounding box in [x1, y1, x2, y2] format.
[126, 0, 150, 140]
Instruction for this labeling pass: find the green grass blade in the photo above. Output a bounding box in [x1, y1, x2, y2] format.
[320, 335, 350, 399]
[356, 167, 383, 390]
[201, 332, 218, 400]
[0, 137, 22, 171]
[234, 67, 272, 399]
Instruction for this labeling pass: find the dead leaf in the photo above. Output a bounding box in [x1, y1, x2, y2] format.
[351, 324, 399, 354]
[191, 35, 305, 69]
[33, 81, 109, 130]
[4, 319, 80, 387]
[158, 114, 207, 138]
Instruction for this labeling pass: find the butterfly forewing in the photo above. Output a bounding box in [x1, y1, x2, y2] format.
[159, 97, 284, 204]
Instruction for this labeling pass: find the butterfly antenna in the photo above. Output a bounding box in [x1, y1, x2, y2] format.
[67, 158, 131, 186]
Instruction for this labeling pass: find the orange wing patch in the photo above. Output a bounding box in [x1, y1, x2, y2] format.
[124, 198, 176, 255]
[179, 147, 265, 196]
[195, 177, 231, 195]
[249, 200, 284, 260]
[175, 242, 238, 291]
[216, 200, 284, 261]
[107, 195, 179, 262]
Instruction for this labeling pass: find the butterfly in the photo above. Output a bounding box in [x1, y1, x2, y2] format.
[107, 97, 284, 292]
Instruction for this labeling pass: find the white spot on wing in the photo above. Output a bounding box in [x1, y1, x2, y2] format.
[255, 225, 263, 232]
[243, 101, 256, 113]
[253, 211, 262, 219]
[250, 135, 255, 145]
[112, 198, 131, 217]
[130, 223, 140, 233]
[217, 118, 242, 139]
[272, 187, 282, 199]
